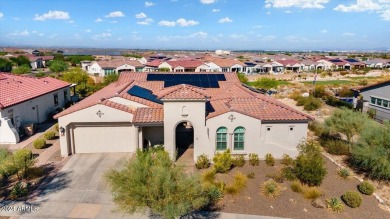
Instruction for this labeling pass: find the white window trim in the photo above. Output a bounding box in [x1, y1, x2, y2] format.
[369, 95, 390, 109]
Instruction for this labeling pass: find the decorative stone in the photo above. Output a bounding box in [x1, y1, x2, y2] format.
[312, 198, 326, 208]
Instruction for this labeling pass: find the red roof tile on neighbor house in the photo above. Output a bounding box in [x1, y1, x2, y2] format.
[145, 60, 164, 67]
[166, 60, 203, 68]
[0, 73, 71, 109]
[276, 59, 301, 66]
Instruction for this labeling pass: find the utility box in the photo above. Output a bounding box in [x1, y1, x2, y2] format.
[23, 123, 35, 136]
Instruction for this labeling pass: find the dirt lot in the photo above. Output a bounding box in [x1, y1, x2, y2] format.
[199, 158, 389, 219]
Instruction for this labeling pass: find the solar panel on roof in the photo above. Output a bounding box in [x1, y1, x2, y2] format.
[127, 85, 163, 104]
[146, 74, 226, 88]
[345, 59, 358, 62]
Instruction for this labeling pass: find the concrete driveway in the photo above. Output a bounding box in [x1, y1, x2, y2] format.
[1, 153, 148, 219]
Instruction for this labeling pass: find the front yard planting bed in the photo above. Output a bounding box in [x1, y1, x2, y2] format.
[197, 157, 389, 219]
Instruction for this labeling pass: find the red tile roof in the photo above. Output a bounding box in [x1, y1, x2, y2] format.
[276, 59, 301, 66]
[95, 60, 144, 68]
[145, 60, 164, 67]
[55, 71, 312, 122]
[133, 108, 164, 123]
[159, 84, 208, 100]
[166, 60, 203, 68]
[0, 73, 71, 109]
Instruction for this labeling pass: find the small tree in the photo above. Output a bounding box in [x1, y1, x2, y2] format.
[12, 64, 31, 75]
[11, 149, 37, 180]
[294, 142, 327, 186]
[49, 60, 69, 72]
[254, 78, 278, 89]
[106, 149, 208, 219]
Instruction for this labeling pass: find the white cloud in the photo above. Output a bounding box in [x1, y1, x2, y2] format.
[67, 20, 75, 24]
[31, 30, 38, 34]
[212, 9, 220, 12]
[285, 10, 292, 13]
[342, 32, 356, 37]
[381, 9, 390, 20]
[12, 17, 20, 20]
[0, 12, 3, 19]
[157, 31, 208, 41]
[92, 32, 112, 40]
[38, 33, 44, 36]
[49, 34, 57, 38]
[266, 11, 271, 14]
[256, 35, 276, 41]
[159, 20, 176, 26]
[334, 0, 381, 12]
[145, 1, 155, 7]
[71, 33, 82, 40]
[137, 18, 154, 25]
[218, 17, 233, 23]
[135, 12, 147, 19]
[320, 29, 328, 34]
[189, 31, 208, 39]
[230, 34, 246, 40]
[110, 20, 118, 23]
[105, 11, 125, 18]
[95, 18, 103, 22]
[34, 10, 70, 21]
[200, 0, 217, 4]
[176, 18, 199, 26]
[252, 25, 262, 29]
[85, 29, 92, 32]
[9, 30, 30, 36]
[265, 0, 329, 9]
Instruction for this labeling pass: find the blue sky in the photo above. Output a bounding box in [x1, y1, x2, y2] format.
[0, 0, 389, 50]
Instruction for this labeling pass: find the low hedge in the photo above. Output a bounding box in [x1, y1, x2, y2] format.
[33, 139, 46, 149]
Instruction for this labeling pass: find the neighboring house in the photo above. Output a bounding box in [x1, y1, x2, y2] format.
[316, 59, 333, 70]
[300, 60, 317, 72]
[80, 61, 93, 71]
[364, 59, 390, 69]
[41, 56, 54, 68]
[198, 62, 221, 72]
[144, 60, 164, 72]
[277, 60, 301, 73]
[326, 58, 351, 70]
[87, 60, 144, 76]
[352, 79, 390, 122]
[18, 54, 43, 69]
[344, 58, 365, 69]
[158, 60, 204, 72]
[0, 73, 71, 144]
[204, 58, 245, 72]
[55, 71, 312, 161]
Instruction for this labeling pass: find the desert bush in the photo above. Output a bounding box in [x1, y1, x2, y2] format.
[308, 121, 328, 137]
[313, 85, 327, 98]
[225, 185, 238, 195]
[337, 168, 351, 179]
[33, 139, 46, 149]
[10, 181, 28, 200]
[232, 155, 245, 167]
[247, 171, 255, 179]
[213, 149, 232, 173]
[54, 123, 59, 132]
[326, 197, 344, 213]
[350, 121, 390, 180]
[341, 191, 363, 208]
[321, 139, 350, 156]
[12, 149, 37, 180]
[296, 96, 322, 111]
[248, 153, 259, 166]
[303, 187, 322, 200]
[265, 154, 275, 166]
[207, 185, 224, 204]
[289, 90, 302, 101]
[25, 167, 44, 179]
[202, 169, 216, 185]
[266, 172, 284, 183]
[195, 154, 211, 169]
[106, 149, 208, 219]
[281, 167, 296, 181]
[294, 142, 327, 186]
[290, 180, 304, 193]
[233, 172, 248, 190]
[324, 96, 353, 109]
[281, 154, 294, 166]
[44, 131, 56, 140]
[358, 181, 375, 195]
[339, 87, 354, 97]
[260, 179, 281, 198]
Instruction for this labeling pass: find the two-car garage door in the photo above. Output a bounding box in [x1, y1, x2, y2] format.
[72, 124, 134, 153]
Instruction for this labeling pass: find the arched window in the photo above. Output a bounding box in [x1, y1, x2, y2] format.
[216, 127, 228, 150]
[234, 127, 245, 150]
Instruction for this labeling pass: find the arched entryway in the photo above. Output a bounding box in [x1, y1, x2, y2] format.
[175, 121, 194, 160]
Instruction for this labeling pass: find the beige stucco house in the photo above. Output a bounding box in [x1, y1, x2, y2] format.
[55, 72, 312, 161]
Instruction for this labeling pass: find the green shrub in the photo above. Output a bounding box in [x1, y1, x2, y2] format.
[321, 139, 350, 156]
[308, 121, 327, 137]
[326, 197, 344, 213]
[313, 85, 327, 98]
[10, 181, 28, 200]
[265, 154, 275, 166]
[207, 185, 224, 204]
[12, 149, 37, 180]
[341, 191, 363, 208]
[25, 167, 44, 179]
[44, 131, 56, 140]
[195, 154, 211, 169]
[294, 142, 327, 186]
[247, 171, 255, 179]
[358, 181, 375, 195]
[260, 179, 281, 198]
[233, 172, 248, 190]
[296, 96, 322, 111]
[281, 154, 294, 166]
[303, 187, 322, 200]
[232, 155, 245, 167]
[324, 96, 352, 109]
[350, 121, 390, 180]
[266, 172, 284, 183]
[54, 123, 59, 132]
[33, 139, 46, 149]
[213, 150, 232, 173]
[337, 168, 351, 179]
[281, 167, 296, 181]
[248, 153, 259, 166]
[290, 180, 304, 193]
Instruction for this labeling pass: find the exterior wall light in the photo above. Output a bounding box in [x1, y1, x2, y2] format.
[59, 126, 65, 136]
